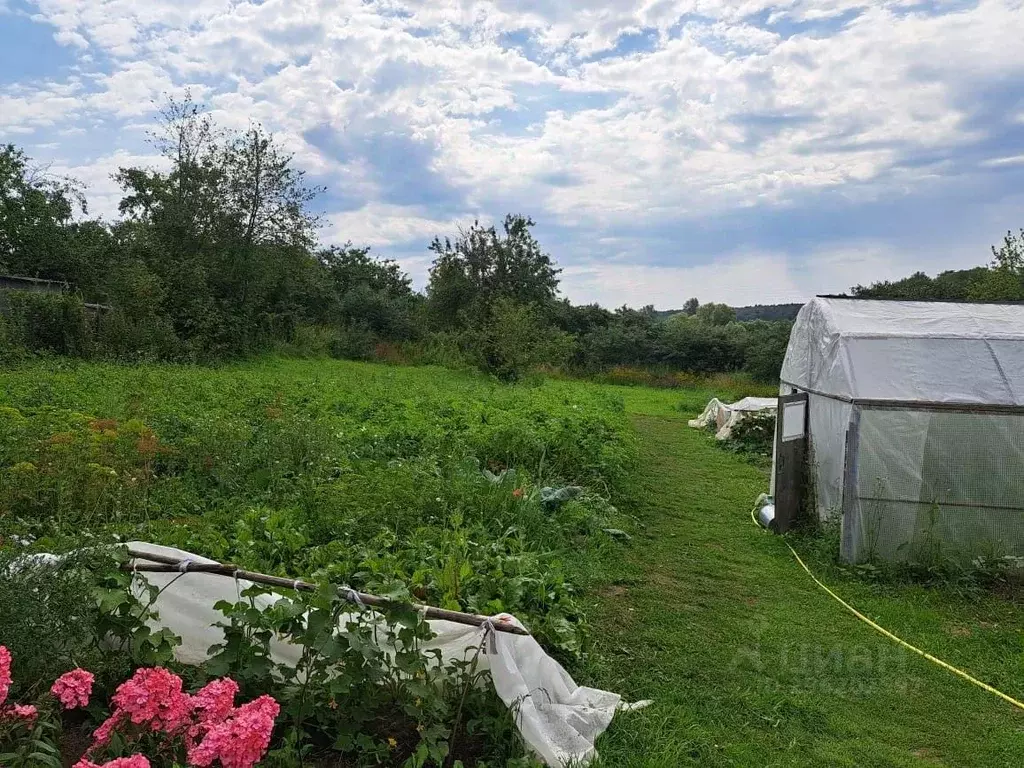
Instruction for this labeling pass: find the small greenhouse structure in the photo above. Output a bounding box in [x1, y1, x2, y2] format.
[775, 297, 1024, 564]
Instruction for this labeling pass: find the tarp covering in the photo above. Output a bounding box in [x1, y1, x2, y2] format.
[781, 298, 1024, 404]
[689, 396, 776, 440]
[108, 543, 640, 767]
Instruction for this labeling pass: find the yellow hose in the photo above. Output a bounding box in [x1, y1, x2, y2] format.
[750, 504, 1024, 712]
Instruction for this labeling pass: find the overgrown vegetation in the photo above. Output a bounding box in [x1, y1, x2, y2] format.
[0, 93, 794, 384]
[0, 358, 640, 764]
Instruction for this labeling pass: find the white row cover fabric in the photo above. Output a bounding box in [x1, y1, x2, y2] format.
[781, 298, 1024, 405]
[116, 543, 641, 767]
[688, 397, 777, 440]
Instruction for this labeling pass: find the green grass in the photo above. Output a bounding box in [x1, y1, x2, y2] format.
[582, 387, 1024, 767]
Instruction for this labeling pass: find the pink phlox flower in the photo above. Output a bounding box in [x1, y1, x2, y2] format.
[89, 711, 124, 749]
[187, 677, 240, 747]
[11, 703, 37, 723]
[52, 668, 95, 709]
[0, 646, 11, 707]
[187, 694, 280, 768]
[73, 756, 151, 768]
[191, 677, 238, 725]
[111, 667, 192, 734]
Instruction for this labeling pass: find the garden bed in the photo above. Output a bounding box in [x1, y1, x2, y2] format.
[0, 358, 639, 766]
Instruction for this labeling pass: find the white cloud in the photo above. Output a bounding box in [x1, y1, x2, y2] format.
[4, 0, 1024, 306]
[982, 154, 1024, 168]
[561, 253, 807, 308]
[322, 202, 469, 249]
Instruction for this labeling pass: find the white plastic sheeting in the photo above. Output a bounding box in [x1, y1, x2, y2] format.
[778, 298, 1024, 561]
[780, 298, 1024, 405]
[119, 543, 640, 767]
[841, 410, 1024, 562]
[688, 396, 777, 440]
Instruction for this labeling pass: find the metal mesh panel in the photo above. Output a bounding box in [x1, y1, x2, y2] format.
[841, 406, 1024, 563]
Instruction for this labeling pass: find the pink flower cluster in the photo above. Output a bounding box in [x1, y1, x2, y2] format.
[51, 668, 95, 710]
[0, 645, 11, 706]
[0, 647, 279, 768]
[0, 645, 37, 726]
[74, 757, 151, 768]
[190, 677, 239, 729]
[187, 695, 280, 768]
[11, 703, 37, 723]
[110, 667, 194, 734]
[89, 669, 277, 768]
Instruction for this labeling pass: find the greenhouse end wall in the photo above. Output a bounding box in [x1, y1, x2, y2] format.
[839, 405, 1024, 564]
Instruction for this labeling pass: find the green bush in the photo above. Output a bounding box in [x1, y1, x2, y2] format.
[0, 547, 178, 698]
[0, 291, 93, 356]
[722, 410, 776, 463]
[462, 298, 574, 382]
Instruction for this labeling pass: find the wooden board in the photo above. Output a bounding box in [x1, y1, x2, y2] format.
[773, 392, 808, 532]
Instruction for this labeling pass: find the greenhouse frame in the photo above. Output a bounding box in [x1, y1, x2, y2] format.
[776, 297, 1024, 563]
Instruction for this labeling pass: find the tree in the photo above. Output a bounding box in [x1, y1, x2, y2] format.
[577, 306, 660, 369]
[967, 269, 1024, 301]
[990, 229, 1024, 274]
[0, 144, 83, 281]
[682, 297, 699, 316]
[966, 230, 1024, 301]
[426, 215, 561, 328]
[318, 245, 420, 340]
[695, 302, 736, 326]
[462, 297, 573, 381]
[659, 314, 746, 373]
[115, 94, 325, 355]
[221, 124, 322, 250]
[743, 320, 792, 382]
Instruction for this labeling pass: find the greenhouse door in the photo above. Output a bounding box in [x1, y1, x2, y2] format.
[774, 392, 808, 532]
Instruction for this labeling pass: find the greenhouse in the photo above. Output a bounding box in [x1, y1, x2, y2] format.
[776, 297, 1024, 563]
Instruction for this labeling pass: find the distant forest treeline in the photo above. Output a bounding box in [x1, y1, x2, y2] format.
[2, 95, 1021, 383]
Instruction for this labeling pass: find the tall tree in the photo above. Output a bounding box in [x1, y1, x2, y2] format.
[115, 94, 324, 354]
[0, 144, 83, 281]
[426, 214, 561, 328]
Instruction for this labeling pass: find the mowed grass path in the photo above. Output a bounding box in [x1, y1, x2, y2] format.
[584, 387, 1024, 767]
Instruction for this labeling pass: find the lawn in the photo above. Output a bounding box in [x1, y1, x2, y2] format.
[1, 359, 1021, 766]
[585, 385, 1024, 767]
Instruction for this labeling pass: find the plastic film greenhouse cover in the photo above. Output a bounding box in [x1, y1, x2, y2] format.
[781, 298, 1024, 405]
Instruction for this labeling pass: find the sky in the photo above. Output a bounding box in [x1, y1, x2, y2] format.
[2, 0, 1024, 309]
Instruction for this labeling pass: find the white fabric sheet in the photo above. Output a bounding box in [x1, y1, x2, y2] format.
[120, 542, 639, 767]
[688, 397, 777, 440]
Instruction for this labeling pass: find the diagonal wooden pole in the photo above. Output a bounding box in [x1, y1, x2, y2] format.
[123, 548, 529, 636]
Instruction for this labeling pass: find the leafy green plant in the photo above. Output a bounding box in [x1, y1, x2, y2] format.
[722, 410, 776, 461]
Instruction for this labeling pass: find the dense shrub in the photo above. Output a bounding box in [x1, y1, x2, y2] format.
[0, 292, 93, 357]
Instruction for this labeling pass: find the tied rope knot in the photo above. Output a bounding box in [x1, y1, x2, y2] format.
[481, 617, 500, 654]
[341, 586, 365, 608]
[177, 558, 194, 573]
